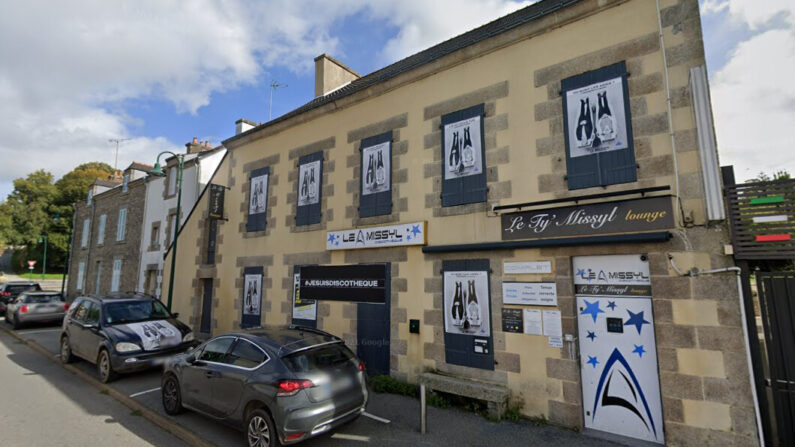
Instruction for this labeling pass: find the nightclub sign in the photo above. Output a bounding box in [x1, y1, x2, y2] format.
[326, 221, 426, 250]
[299, 264, 387, 303]
[501, 196, 673, 241]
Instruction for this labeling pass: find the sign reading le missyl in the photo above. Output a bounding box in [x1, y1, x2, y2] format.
[501, 196, 674, 241]
[326, 221, 426, 250]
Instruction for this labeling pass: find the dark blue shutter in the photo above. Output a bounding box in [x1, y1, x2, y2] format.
[357, 263, 390, 376]
[246, 167, 269, 232]
[359, 131, 393, 218]
[296, 152, 323, 226]
[562, 61, 636, 190]
[441, 104, 487, 207]
[241, 266, 263, 329]
[442, 259, 494, 371]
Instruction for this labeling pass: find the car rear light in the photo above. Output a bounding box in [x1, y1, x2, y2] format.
[284, 433, 305, 441]
[63, 303, 70, 311]
[358, 361, 365, 371]
[276, 379, 314, 396]
[0, 292, 10, 296]
[20, 305, 28, 314]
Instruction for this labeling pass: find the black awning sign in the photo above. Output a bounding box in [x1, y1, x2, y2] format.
[299, 264, 387, 303]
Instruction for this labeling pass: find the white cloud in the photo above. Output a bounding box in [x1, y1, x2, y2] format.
[701, 0, 795, 180]
[0, 0, 534, 199]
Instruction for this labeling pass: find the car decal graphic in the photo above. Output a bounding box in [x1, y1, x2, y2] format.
[124, 320, 181, 351]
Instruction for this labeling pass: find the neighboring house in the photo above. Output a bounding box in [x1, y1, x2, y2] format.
[138, 139, 226, 298]
[164, 1, 760, 445]
[66, 166, 146, 297]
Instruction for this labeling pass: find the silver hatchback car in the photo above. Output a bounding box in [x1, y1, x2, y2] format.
[6, 291, 67, 329]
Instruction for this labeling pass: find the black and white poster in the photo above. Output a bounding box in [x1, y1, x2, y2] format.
[243, 274, 261, 316]
[298, 160, 320, 206]
[566, 76, 628, 157]
[125, 320, 181, 351]
[443, 270, 490, 336]
[443, 116, 483, 179]
[249, 173, 268, 215]
[362, 141, 390, 195]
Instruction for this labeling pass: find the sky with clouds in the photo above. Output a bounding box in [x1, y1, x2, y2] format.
[0, 0, 792, 200]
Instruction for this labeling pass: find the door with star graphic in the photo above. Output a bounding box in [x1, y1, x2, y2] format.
[574, 255, 664, 444]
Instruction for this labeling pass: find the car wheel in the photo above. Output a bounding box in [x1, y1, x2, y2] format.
[60, 336, 75, 364]
[246, 409, 279, 447]
[97, 349, 117, 383]
[12, 313, 21, 330]
[161, 374, 184, 415]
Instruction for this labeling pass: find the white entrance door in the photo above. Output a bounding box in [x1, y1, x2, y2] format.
[574, 255, 664, 444]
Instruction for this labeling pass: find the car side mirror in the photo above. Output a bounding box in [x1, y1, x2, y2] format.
[172, 312, 179, 318]
[186, 353, 197, 364]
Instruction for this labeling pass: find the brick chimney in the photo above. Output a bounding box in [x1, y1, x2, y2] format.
[186, 137, 211, 154]
[314, 54, 360, 97]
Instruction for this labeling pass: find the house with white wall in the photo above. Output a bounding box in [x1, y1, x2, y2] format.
[137, 139, 226, 297]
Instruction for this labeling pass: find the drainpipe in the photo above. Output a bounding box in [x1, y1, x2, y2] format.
[669, 256, 765, 447]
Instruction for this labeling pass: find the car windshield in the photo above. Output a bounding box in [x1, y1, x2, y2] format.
[104, 300, 171, 325]
[24, 294, 63, 304]
[283, 343, 354, 373]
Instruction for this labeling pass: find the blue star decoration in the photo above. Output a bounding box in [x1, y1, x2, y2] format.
[607, 301, 617, 311]
[327, 234, 336, 244]
[576, 268, 586, 278]
[581, 300, 604, 323]
[586, 331, 596, 341]
[411, 224, 422, 238]
[587, 356, 599, 368]
[625, 310, 650, 335]
[633, 344, 646, 358]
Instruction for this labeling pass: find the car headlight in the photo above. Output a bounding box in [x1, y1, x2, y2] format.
[182, 332, 195, 342]
[116, 342, 142, 353]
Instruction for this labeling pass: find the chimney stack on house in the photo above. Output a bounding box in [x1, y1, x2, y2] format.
[186, 137, 214, 154]
[235, 118, 257, 135]
[314, 54, 360, 98]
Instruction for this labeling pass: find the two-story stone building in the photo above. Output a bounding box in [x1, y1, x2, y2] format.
[163, 0, 761, 445]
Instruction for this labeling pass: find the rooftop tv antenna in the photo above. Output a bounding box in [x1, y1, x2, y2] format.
[269, 81, 288, 120]
[109, 138, 131, 171]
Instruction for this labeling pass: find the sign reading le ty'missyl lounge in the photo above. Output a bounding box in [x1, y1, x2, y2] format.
[326, 221, 426, 250]
[299, 264, 387, 303]
[501, 196, 673, 241]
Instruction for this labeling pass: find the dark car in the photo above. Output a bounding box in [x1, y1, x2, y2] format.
[5, 291, 67, 329]
[0, 281, 42, 314]
[60, 293, 197, 383]
[161, 326, 367, 447]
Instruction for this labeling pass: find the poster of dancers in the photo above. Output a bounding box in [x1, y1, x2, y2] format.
[361, 141, 390, 195]
[243, 273, 261, 316]
[249, 173, 268, 215]
[443, 270, 490, 336]
[298, 160, 321, 206]
[443, 116, 483, 180]
[565, 76, 628, 158]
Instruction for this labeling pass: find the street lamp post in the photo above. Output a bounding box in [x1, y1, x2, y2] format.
[150, 151, 185, 311]
[38, 235, 48, 280]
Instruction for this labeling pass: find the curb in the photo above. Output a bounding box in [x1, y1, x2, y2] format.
[0, 322, 216, 447]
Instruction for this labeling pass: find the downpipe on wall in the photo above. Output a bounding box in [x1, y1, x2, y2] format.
[668, 255, 765, 447]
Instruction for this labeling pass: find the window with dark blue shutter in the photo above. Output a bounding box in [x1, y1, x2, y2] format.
[562, 61, 636, 190]
[442, 259, 494, 371]
[359, 131, 393, 218]
[296, 152, 323, 226]
[241, 266, 263, 329]
[246, 167, 269, 232]
[440, 104, 488, 207]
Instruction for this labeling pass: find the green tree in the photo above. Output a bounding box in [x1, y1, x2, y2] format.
[752, 169, 791, 182]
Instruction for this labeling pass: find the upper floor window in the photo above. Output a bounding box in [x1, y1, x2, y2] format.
[97, 214, 106, 245]
[87, 188, 93, 205]
[440, 103, 487, 207]
[296, 152, 322, 226]
[359, 131, 392, 217]
[80, 219, 90, 248]
[122, 172, 130, 193]
[116, 208, 127, 241]
[168, 167, 177, 196]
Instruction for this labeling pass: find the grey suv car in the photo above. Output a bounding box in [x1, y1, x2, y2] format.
[161, 326, 367, 446]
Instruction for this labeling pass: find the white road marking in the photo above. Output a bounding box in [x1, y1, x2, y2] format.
[331, 433, 371, 442]
[362, 412, 390, 424]
[129, 387, 161, 398]
[17, 329, 61, 335]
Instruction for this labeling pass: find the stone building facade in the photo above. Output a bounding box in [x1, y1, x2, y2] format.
[164, 0, 760, 445]
[67, 164, 147, 297]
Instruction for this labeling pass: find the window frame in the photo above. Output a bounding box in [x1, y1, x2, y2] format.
[439, 103, 488, 207]
[76, 261, 86, 291]
[110, 259, 123, 293]
[97, 214, 107, 245]
[196, 336, 237, 364]
[80, 219, 90, 248]
[116, 208, 127, 242]
[222, 338, 270, 370]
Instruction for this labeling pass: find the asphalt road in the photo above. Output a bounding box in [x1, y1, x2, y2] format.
[0, 328, 188, 447]
[2, 318, 621, 447]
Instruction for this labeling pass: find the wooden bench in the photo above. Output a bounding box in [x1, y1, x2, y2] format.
[418, 372, 510, 433]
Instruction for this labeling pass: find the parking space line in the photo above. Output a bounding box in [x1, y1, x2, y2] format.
[16, 329, 61, 335]
[129, 387, 161, 398]
[362, 412, 390, 424]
